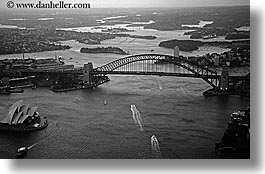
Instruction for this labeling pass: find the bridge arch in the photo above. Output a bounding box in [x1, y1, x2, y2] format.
[93, 54, 219, 88]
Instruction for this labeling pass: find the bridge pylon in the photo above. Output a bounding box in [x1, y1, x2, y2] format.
[220, 68, 229, 91]
[83, 62, 94, 85]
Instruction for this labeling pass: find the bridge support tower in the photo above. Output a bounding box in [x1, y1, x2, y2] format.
[220, 68, 229, 91]
[83, 62, 110, 87]
[83, 62, 94, 85]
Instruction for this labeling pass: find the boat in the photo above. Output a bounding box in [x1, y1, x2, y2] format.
[15, 147, 28, 158]
[0, 100, 48, 132]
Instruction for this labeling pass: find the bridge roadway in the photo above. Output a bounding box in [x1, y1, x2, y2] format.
[89, 70, 220, 79]
[21, 68, 248, 80]
[20, 68, 250, 81]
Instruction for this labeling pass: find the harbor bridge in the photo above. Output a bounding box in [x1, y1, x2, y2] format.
[20, 54, 249, 90]
[86, 54, 222, 89]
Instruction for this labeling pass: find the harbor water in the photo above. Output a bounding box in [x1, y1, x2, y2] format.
[0, 75, 249, 158]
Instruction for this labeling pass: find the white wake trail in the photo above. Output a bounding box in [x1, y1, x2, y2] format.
[151, 135, 162, 158]
[130, 105, 144, 131]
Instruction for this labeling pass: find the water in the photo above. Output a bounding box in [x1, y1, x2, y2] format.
[0, 76, 249, 159]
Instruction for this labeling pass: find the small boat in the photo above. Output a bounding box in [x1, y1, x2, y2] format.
[104, 100, 107, 105]
[15, 146, 28, 158]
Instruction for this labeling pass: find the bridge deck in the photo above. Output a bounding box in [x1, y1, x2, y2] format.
[90, 71, 220, 79]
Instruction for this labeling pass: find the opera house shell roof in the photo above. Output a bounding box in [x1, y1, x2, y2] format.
[1, 100, 38, 125]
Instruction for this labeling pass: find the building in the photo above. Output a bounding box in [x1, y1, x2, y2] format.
[174, 46, 179, 58]
[31, 58, 74, 70]
[213, 55, 220, 66]
[1, 100, 39, 126]
[220, 68, 229, 91]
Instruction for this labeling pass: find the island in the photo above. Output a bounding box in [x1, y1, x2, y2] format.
[102, 28, 134, 33]
[113, 33, 156, 40]
[158, 40, 204, 52]
[80, 47, 129, 55]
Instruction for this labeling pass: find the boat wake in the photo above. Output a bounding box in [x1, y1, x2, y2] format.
[154, 77, 163, 91]
[27, 142, 37, 150]
[151, 135, 162, 158]
[23, 122, 62, 153]
[130, 105, 144, 132]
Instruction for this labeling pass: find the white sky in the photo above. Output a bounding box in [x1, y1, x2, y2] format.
[87, 0, 250, 8]
[1, 0, 250, 8]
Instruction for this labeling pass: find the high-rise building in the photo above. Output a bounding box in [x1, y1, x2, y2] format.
[174, 46, 179, 58]
[213, 55, 220, 66]
[220, 68, 229, 91]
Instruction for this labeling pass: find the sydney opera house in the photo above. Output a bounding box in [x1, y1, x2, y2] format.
[0, 100, 48, 132]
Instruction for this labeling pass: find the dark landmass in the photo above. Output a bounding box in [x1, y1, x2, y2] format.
[0, 28, 115, 55]
[128, 6, 249, 32]
[185, 30, 250, 40]
[225, 32, 250, 40]
[99, 6, 249, 40]
[159, 40, 203, 52]
[80, 46, 128, 55]
[102, 28, 134, 33]
[0, 28, 155, 55]
[158, 39, 250, 52]
[1, 6, 249, 32]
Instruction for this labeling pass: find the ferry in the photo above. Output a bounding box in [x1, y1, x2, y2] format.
[16, 147, 28, 158]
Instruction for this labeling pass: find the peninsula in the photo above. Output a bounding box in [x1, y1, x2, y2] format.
[158, 39, 250, 52]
